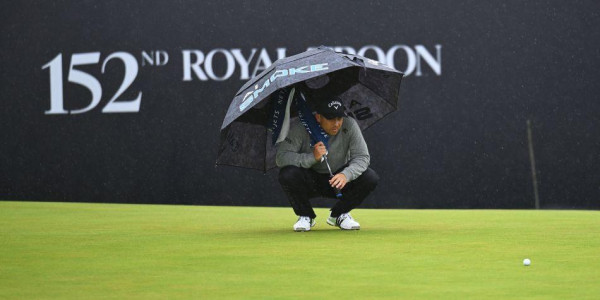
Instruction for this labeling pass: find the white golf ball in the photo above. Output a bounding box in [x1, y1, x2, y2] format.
[523, 258, 531, 266]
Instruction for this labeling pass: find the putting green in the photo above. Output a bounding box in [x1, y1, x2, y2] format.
[1, 201, 598, 299]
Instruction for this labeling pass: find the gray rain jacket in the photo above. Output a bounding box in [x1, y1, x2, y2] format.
[275, 117, 370, 182]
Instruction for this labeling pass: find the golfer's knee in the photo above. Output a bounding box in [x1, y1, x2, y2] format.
[361, 168, 379, 190]
[278, 166, 303, 185]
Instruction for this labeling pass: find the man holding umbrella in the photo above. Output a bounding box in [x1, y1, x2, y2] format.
[276, 97, 379, 231]
[217, 47, 402, 231]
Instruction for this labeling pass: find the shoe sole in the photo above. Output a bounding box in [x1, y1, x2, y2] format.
[342, 226, 360, 230]
[294, 221, 316, 232]
[326, 219, 360, 230]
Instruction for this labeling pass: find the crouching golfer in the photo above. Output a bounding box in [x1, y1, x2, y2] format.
[276, 98, 379, 231]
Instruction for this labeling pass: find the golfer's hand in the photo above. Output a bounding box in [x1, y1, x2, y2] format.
[329, 173, 347, 189]
[313, 141, 327, 161]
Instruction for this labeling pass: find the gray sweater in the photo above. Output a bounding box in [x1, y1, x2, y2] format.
[275, 117, 370, 182]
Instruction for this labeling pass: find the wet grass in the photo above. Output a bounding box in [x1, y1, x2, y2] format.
[1, 201, 598, 299]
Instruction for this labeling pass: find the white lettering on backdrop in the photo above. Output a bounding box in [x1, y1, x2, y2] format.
[41, 45, 441, 114]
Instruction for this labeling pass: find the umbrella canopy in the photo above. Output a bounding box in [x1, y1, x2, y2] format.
[217, 46, 403, 172]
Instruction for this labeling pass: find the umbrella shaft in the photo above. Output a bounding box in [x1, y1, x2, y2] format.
[323, 155, 334, 176]
[323, 155, 343, 198]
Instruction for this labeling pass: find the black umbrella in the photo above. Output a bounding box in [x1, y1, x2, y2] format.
[217, 46, 403, 172]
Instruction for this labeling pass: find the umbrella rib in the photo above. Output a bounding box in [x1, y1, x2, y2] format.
[359, 108, 397, 132]
[276, 51, 327, 67]
[359, 72, 401, 109]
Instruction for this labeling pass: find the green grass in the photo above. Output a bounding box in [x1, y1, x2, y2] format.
[1, 201, 599, 299]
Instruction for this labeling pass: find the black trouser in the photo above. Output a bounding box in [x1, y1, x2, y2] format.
[278, 165, 379, 219]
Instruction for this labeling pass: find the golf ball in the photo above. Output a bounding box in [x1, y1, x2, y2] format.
[523, 258, 531, 266]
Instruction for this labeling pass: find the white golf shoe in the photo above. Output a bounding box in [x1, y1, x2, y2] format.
[327, 212, 360, 230]
[293, 216, 315, 232]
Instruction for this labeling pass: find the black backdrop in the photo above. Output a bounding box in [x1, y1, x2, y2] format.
[2, 0, 599, 209]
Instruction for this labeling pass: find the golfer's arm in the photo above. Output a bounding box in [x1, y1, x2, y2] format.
[275, 138, 317, 168]
[341, 122, 370, 182]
